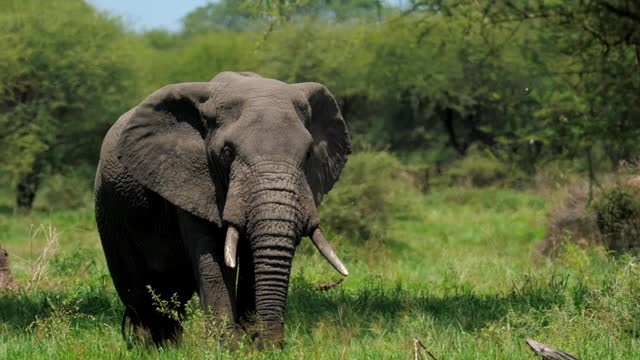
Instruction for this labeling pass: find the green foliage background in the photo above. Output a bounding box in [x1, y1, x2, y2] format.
[1, 0, 640, 358]
[2, 0, 639, 203]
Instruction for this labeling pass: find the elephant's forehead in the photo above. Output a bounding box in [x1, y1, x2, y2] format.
[225, 78, 305, 103]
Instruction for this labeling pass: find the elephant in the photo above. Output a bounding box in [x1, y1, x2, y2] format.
[94, 71, 351, 347]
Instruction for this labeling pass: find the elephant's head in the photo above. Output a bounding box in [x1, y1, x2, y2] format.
[116, 72, 350, 344]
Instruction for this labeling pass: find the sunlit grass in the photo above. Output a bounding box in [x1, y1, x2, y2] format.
[0, 187, 638, 359]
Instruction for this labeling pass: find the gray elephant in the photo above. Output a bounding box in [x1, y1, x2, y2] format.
[94, 71, 350, 347]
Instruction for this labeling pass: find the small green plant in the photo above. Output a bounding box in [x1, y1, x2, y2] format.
[26, 293, 96, 342]
[147, 285, 183, 322]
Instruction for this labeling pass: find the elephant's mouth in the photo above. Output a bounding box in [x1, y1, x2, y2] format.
[223, 225, 348, 276]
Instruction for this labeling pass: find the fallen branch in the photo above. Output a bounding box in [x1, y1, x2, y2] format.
[413, 337, 439, 360]
[313, 278, 344, 291]
[525, 338, 578, 360]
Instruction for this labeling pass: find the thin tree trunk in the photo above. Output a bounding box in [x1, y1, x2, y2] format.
[16, 168, 40, 210]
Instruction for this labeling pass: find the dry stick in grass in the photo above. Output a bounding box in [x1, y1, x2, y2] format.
[525, 338, 578, 360]
[413, 337, 439, 360]
[313, 278, 344, 291]
[27, 224, 60, 290]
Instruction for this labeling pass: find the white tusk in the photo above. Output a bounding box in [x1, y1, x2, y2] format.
[310, 228, 349, 276]
[224, 226, 239, 268]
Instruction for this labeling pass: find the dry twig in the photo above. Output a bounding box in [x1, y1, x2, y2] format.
[27, 224, 60, 290]
[313, 278, 344, 291]
[525, 338, 578, 360]
[413, 337, 438, 360]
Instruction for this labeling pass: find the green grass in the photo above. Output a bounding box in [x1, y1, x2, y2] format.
[1, 187, 639, 359]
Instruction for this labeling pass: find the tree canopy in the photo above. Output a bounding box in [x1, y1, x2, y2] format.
[1, 0, 638, 208]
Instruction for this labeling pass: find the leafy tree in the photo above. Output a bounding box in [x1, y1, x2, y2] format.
[182, 0, 260, 34]
[0, 0, 141, 209]
[181, 0, 393, 35]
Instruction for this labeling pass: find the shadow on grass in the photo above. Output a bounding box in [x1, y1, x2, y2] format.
[1, 272, 570, 341]
[0, 285, 121, 331]
[287, 273, 569, 337]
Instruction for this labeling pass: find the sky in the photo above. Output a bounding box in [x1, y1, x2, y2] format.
[88, 0, 212, 32]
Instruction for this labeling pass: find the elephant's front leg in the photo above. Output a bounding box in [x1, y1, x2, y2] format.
[177, 210, 238, 337]
[236, 243, 256, 329]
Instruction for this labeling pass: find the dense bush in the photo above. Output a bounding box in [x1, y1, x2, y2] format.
[435, 147, 529, 188]
[592, 183, 640, 254]
[34, 170, 94, 210]
[540, 169, 640, 257]
[319, 151, 420, 244]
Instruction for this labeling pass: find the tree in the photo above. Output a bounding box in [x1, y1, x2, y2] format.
[180, 0, 392, 35]
[0, 0, 141, 209]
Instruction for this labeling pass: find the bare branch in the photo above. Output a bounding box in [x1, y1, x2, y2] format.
[413, 337, 439, 360]
[313, 278, 344, 291]
[525, 338, 578, 360]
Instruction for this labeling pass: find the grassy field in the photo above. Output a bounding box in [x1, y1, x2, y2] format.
[0, 186, 638, 359]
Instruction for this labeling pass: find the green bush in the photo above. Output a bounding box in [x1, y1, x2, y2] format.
[34, 171, 94, 210]
[541, 169, 640, 257]
[592, 184, 640, 254]
[437, 147, 528, 188]
[319, 151, 420, 244]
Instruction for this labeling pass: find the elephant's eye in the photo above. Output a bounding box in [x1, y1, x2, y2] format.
[221, 145, 235, 163]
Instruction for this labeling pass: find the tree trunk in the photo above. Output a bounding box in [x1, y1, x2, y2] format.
[16, 169, 40, 210]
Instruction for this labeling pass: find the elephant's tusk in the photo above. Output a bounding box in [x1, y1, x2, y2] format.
[224, 226, 239, 268]
[310, 228, 349, 276]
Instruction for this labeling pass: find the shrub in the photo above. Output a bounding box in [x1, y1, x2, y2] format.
[592, 184, 640, 254]
[436, 146, 528, 188]
[34, 170, 94, 210]
[533, 160, 578, 192]
[540, 164, 640, 257]
[319, 151, 420, 244]
[538, 182, 599, 257]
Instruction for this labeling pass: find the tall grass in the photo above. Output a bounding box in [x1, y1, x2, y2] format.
[0, 156, 638, 358]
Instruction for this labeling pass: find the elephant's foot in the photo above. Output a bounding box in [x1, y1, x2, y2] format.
[242, 319, 285, 350]
[122, 308, 183, 348]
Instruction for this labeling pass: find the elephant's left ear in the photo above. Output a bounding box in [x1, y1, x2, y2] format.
[293, 82, 352, 206]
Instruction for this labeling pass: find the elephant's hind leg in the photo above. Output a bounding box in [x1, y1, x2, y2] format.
[123, 269, 195, 345]
[98, 213, 194, 345]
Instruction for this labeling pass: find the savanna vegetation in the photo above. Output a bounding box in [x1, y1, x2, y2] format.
[1, 0, 639, 358]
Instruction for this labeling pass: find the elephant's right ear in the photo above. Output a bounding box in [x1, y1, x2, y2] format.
[116, 82, 222, 225]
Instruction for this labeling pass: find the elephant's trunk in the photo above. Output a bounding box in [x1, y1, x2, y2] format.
[222, 160, 347, 345]
[245, 162, 306, 345]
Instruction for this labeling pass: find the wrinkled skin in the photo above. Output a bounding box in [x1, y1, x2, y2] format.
[94, 72, 351, 347]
